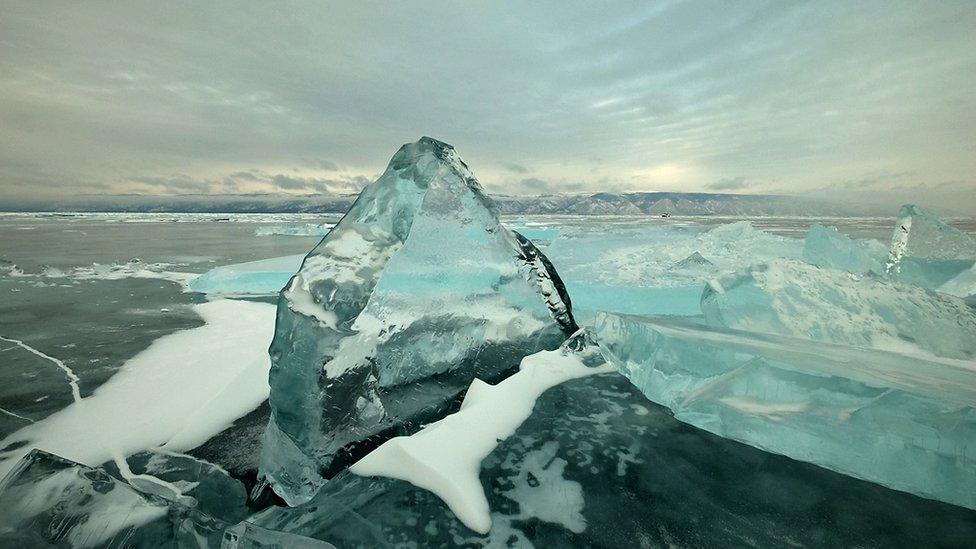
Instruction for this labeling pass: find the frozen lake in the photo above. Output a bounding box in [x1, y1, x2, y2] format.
[2, 211, 975, 438]
[2, 211, 976, 547]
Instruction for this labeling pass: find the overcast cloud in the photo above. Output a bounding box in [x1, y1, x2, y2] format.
[0, 1, 974, 211]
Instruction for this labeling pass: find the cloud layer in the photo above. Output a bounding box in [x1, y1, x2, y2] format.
[0, 2, 973, 211]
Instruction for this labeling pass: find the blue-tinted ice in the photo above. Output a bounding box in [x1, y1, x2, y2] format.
[261, 137, 577, 504]
[593, 312, 976, 510]
[544, 220, 802, 319]
[887, 204, 976, 289]
[701, 258, 976, 360]
[802, 224, 887, 274]
[0, 449, 227, 548]
[189, 255, 304, 295]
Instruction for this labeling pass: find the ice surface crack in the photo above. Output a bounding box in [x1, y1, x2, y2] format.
[0, 406, 34, 424]
[0, 335, 82, 402]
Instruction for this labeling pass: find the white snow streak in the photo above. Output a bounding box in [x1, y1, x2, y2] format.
[351, 349, 611, 534]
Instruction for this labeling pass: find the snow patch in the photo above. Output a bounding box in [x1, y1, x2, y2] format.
[0, 299, 276, 479]
[350, 349, 611, 534]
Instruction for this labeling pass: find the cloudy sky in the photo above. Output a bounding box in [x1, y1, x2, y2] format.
[1, 1, 974, 210]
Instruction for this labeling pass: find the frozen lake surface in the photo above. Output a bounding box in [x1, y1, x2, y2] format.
[2, 211, 975, 546]
[2, 211, 973, 437]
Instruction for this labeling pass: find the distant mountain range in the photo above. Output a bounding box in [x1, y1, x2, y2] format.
[490, 192, 866, 216]
[0, 191, 891, 217]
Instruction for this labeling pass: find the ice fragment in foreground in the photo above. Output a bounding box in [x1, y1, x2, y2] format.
[221, 522, 336, 548]
[103, 450, 250, 524]
[701, 258, 976, 360]
[0, 449, 225, 548]
[886, 204, 976, 288]
[261, 137, 576, 505]
[802, 224, 886, 274]
[593, 312, 976, 510]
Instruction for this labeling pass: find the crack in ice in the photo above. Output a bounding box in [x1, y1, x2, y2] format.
[0, 335, 82, 403]
[0, 406, 34, 423]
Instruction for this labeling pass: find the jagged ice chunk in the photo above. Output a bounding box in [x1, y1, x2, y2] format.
[802, 224, 887, 274]
[260, 137, 576, 505]
[886, 204, 976, 288]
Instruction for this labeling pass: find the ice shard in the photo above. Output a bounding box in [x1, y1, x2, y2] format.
[802, 224, 886, 274]
[260, 137, 576, 505]
[103, 451, 250, 524]
[670, 251, 714, 270]
[592, 312, 976, 510]
[701, 258, 976, 360]
[886, 204, 976, 288]
[0, 449, 226, 548]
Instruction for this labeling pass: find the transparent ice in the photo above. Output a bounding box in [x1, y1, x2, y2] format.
[544, 220, 802, 319]
[592, 312, 976, 510]
[260, 137, 576, 505]
[0, 450, 226, 548]
[802, 224, 887, 274]
[189, 255, 304, 295]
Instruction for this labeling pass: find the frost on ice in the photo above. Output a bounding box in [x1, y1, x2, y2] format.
[261, 137, 577, 504]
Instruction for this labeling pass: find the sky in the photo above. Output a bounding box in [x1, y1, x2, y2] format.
[1, 1, 974, 211]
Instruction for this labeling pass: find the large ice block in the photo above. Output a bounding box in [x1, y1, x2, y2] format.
[701, 258, 976, 360]
[261, 137, 576, 504]
[592, 312, 976, 510]
[802, 224, 886, 274]
[886, 204, 976, 288]
[0, 449, 226, 548]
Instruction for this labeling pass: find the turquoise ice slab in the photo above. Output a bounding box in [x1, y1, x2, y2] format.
[250, 374, 976, 547]
[802, 224, 887, 274]
[189, 254, 305, 295]
[563, 281, 705, 321]
[593, 311, 976, 510]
